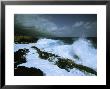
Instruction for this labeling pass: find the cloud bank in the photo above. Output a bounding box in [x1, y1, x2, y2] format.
[14, 14, 97, 37]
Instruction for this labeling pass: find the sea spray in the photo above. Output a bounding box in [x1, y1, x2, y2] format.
[16, 38, 97, 76]
[72, 38, 97, 70]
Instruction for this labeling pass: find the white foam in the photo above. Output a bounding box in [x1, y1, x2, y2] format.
[15, 38, 97, 76]
[72, 38, 97, 70]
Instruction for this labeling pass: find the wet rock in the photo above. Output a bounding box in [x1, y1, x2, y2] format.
[55, 58, 74, 72]
[31, 46, 59, 59]
[14, 48, 29, 68]
[14, 66, 45, 76]
[73, 54, 80, 60]
[31, 46, 97, 75]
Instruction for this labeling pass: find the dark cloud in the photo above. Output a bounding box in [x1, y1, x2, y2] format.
[14, 14, 97, 37]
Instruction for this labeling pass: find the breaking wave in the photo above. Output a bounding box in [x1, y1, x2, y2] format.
[16, 38, 97, 76]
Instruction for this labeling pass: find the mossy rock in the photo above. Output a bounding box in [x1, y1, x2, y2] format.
[31, 46, 59, 59]
[55, 58, 74, 71]
[31, 46, 97, 75]
[14, 36, 38, 44]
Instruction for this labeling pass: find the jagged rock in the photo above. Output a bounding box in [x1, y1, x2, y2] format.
[31, 46, 97, 75]
[14, 48, 29, 68]
[31, 46, 59, 59]
[55, 58, 74, 72]
[14, 66, 44, 76]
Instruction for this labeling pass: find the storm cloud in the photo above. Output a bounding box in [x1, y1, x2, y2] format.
[14, 14, 97, 37]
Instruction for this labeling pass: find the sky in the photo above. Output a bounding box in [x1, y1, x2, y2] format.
[15, 14, 97, 37]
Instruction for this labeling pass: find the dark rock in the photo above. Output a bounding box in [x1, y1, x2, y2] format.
[14, 36, 38, 44]
[31, 46, 59, 59]
[55, 58, 74, 72]
[14, 66, 45, 76]
[73, 54, 80, 60]
[14, 48, 29, 68]
[31, 46, 97, 75]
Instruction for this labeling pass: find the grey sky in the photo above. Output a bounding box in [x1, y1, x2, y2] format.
[15, 14, 97, 37]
